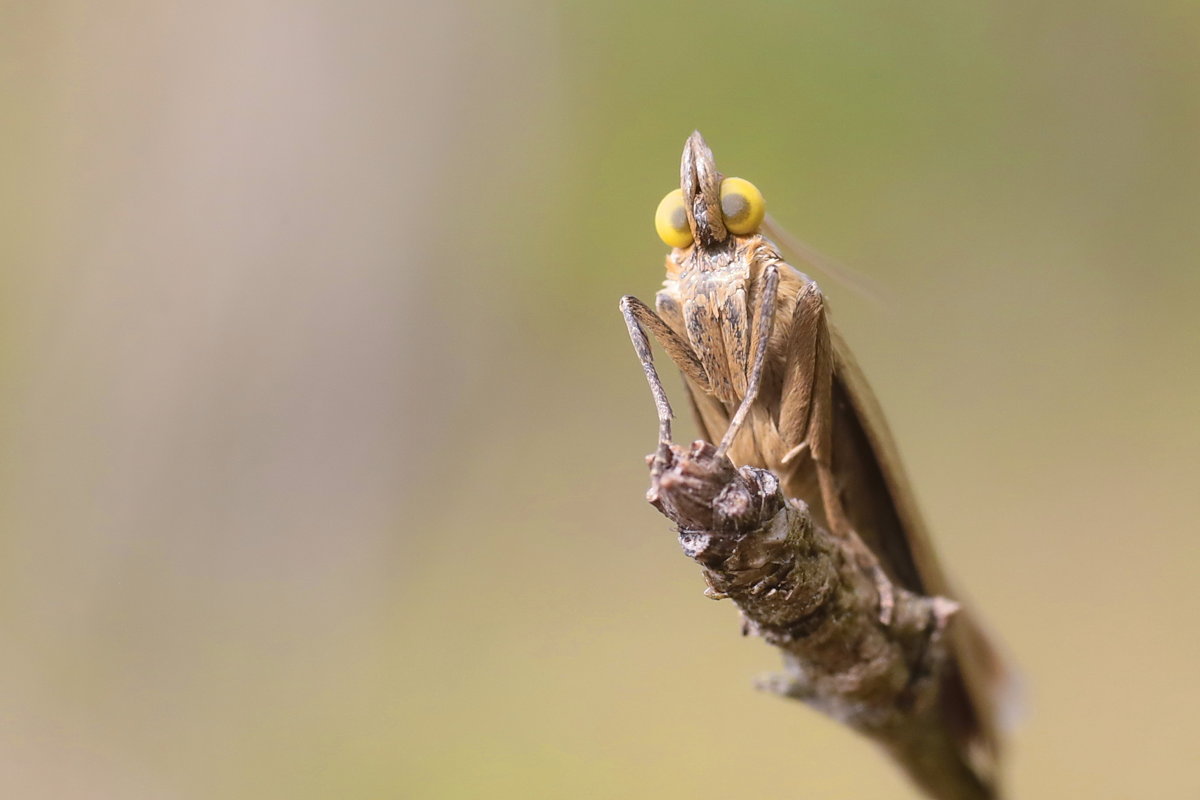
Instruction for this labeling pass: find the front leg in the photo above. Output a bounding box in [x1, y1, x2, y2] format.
[619, 295, 711, 473]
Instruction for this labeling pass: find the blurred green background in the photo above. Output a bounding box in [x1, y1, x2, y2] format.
[3, 2, 1198, 798]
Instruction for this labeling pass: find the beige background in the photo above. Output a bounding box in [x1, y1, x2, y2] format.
[3, 2, 1198, 797]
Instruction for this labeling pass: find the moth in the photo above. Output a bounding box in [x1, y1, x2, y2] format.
[620, 132, 1010, 796]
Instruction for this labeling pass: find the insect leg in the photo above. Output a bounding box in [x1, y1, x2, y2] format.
[714, 262, 779, 460]
[778, 282, 827, 463]
[620, 295, 711, 468]
[778, 281, 896, 624]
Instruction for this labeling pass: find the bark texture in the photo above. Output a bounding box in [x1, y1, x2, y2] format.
[648, 440, 994, 800]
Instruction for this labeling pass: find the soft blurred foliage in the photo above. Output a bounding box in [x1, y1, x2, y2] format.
[2, 1, 1198, 798]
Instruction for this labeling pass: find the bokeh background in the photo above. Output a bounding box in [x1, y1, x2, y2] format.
[3, 2, 1198, 798]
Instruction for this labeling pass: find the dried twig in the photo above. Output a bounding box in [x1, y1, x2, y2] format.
[648, 440, 994, 800]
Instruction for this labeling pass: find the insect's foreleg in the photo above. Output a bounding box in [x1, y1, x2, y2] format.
[620, 295, 710, 469]
[715, 263, 780, 460]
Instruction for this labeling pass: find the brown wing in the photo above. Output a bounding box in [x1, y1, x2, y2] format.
[829, 323, 1012, 777]
[682, 382, 721, 444]
[827, 324, 943, 593]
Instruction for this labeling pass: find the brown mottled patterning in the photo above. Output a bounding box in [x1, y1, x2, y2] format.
[621, 132, 1012, 800]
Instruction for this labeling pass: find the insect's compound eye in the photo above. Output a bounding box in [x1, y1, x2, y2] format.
[719, 177, 765, 235]
[655, 189, 694, 249]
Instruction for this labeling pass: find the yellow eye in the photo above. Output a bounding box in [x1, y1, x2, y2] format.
[655, 189, 693, 248]
[720, 177, 765, 235]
